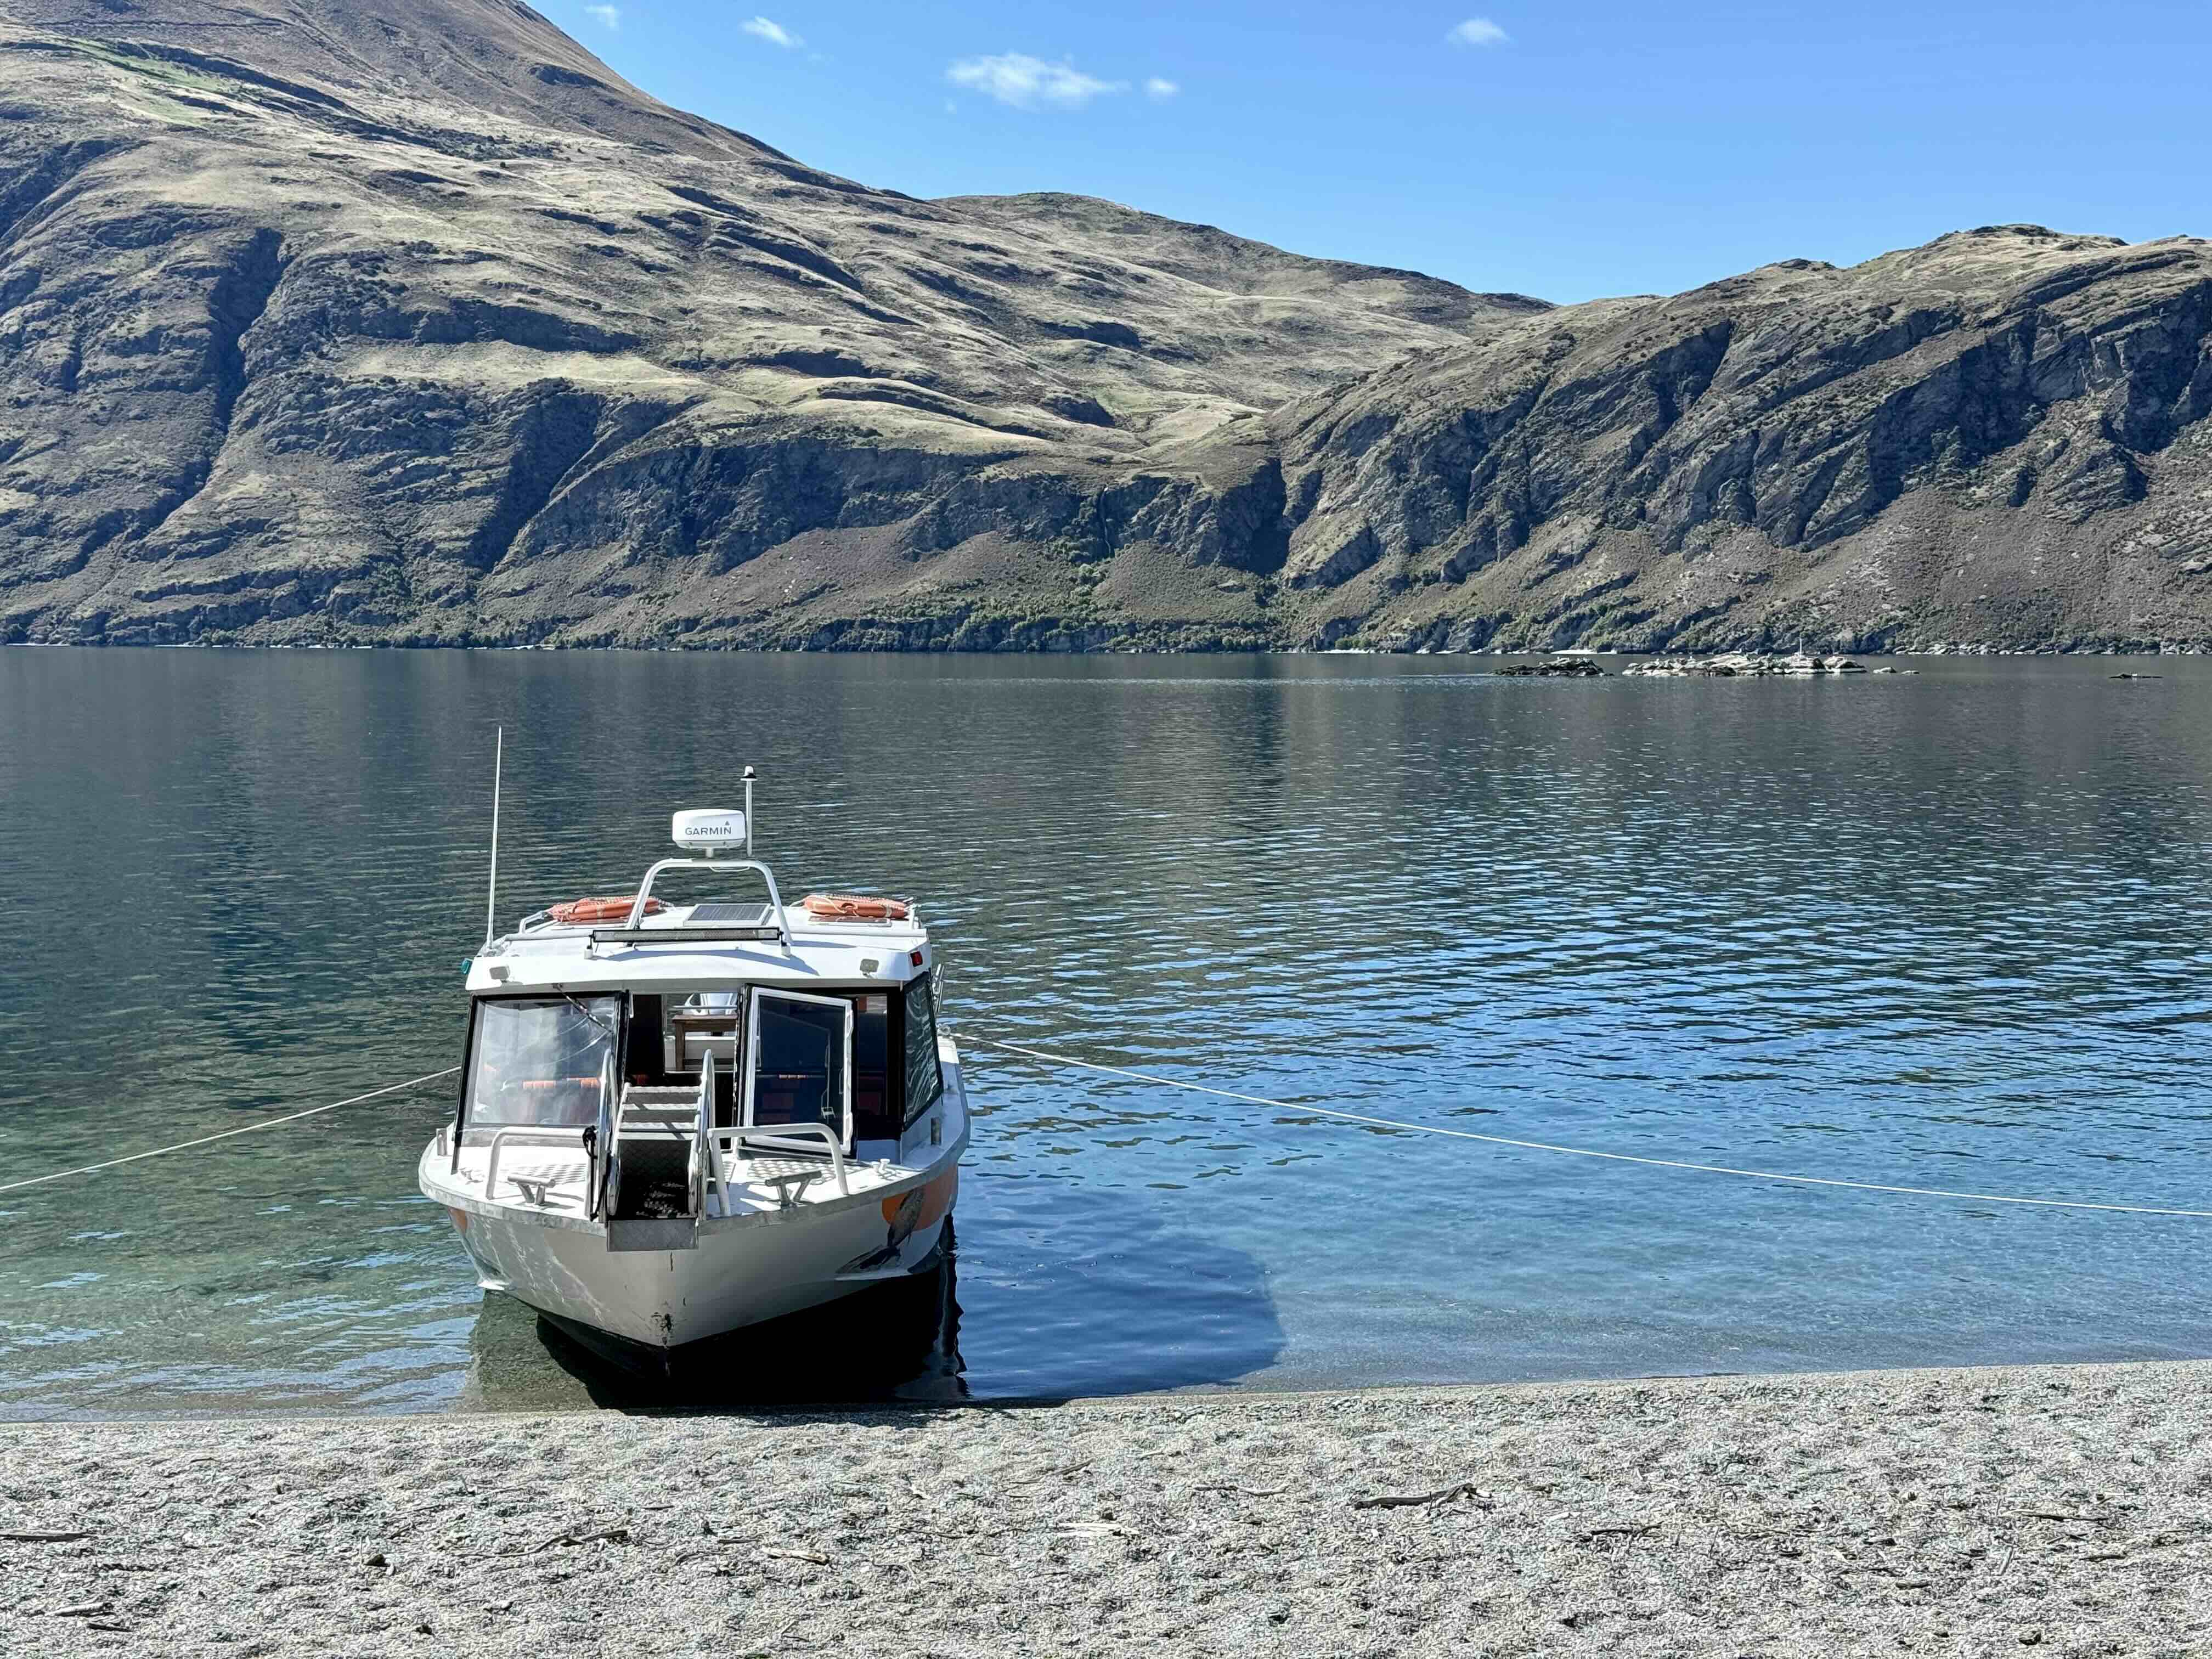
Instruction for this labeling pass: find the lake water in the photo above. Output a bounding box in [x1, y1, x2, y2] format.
[3, 647, 2211, 1418]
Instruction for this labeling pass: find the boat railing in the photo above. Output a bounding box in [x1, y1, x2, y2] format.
[591, 1051, 615, 1217]
[683, 1055, 850, 1210]
[481, 1125, 592, 1205]
[695, 1052, 719, 1216]
[584, 856, 791, 946]
[711, 1120, 851, 1199]
[459, 1057, 851, 1216]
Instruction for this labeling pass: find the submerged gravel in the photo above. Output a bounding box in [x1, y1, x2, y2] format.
[3, 1359, 2209, 1656]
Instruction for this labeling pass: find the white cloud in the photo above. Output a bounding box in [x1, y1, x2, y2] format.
[1446, 17, 1509, 47]
[1144, 76, 1180, 100]
[583, 3, 619, 29]
[946, 53, 1126, 110]
[742, 15, 803, 49]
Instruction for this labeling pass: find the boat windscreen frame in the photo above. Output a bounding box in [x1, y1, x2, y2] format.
[741, 985, 856, 1153]
[450, 1000, 477, 1161]
[451, 991, 629, 1163]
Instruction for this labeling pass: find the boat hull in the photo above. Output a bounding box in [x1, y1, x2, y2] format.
[446, 1164, 958, 1349]
[427, 1033, 970, 1356]
[533, 1224, 959, 1387]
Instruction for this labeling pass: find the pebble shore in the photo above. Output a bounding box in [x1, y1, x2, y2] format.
[4, 1359, 2209, 1657]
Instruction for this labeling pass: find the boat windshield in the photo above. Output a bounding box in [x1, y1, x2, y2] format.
[467, 996, 620, 1128]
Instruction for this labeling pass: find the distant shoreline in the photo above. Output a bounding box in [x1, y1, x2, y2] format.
[6, 1357, 2207, 1654]
[7, 639, 2209, 658]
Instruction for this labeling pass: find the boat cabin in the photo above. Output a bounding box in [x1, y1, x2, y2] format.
[458, 970, 945, 1166]
[453, 812, 944, 1184]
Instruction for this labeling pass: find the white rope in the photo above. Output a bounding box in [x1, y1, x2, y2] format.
[0, 1068, 461, 1197]
[964, 1036, 2212, 1220]
[8, 1036, 2203, 1221]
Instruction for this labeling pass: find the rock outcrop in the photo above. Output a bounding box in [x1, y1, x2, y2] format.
[1271, 233, 2212, 652]
[1, 0, 2208, 650]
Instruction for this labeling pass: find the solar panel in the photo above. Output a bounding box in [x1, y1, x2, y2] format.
[690, 902, 771, 925]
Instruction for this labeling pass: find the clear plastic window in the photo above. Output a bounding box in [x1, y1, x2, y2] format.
[466, 996, 619, 1128]
[748, 991, 849, 1135]
[902, 977, 943, 1126]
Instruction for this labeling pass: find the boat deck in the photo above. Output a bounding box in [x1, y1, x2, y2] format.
[441, 1142, 926, 1220]
[422, 1042, 968, 1234]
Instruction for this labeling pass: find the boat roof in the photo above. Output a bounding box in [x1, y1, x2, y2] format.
[467, 900, 931, 996]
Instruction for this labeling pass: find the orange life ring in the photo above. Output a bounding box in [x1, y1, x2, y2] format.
[548, 895, 665, 924]
[802, 891, 910, 922]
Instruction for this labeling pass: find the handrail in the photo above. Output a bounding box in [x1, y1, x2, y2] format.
[693, 1052, 716, 1217]
[624, 857, 788, 939]
[715, 1120, 851, 1197]
[590, 1051, 615, 1218]
[482, 1125, 591, 1204]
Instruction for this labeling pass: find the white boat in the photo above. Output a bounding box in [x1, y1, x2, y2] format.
[418, 780, 968, 1376]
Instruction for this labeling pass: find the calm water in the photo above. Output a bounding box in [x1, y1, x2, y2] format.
[3, 648, 2211, 1418]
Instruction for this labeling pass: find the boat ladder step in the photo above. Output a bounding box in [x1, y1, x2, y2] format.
[606, 1217, 698, 1252]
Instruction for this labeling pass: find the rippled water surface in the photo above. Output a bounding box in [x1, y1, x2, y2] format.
[4, 648, 2211, 1417]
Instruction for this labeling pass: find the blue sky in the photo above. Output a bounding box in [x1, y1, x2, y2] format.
[555, 2, 2210, 303]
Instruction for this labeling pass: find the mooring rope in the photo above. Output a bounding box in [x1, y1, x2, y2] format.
[0, 1068, 460, 1197]
[7, 1036, 2206, 1222]
[963, 1035, 2212, 1220]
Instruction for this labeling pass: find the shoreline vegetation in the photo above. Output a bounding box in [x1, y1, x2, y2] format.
[4, 1357, 2207, 1655]
[6, 637, 2211, 658]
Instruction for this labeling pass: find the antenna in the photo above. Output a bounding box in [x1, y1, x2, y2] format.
[742, 765, 756, 858]
[483, 726, 503, 949]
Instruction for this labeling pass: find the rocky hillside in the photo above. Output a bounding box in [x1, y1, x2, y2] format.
[1, 0, 2208, 650]
[1273, 230, 2212, 652]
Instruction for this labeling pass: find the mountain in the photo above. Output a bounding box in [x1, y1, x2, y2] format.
[1272, 228, 2212, 652]
[1, 0, 2208, 651]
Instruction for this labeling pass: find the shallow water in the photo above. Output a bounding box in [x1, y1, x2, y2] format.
[3, 647, 2210, 1417]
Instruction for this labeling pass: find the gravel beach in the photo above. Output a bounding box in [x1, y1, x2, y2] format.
[4, 1359, 2208, 1657]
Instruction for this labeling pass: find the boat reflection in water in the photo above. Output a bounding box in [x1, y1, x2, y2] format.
[465, 1223, 967, 1410]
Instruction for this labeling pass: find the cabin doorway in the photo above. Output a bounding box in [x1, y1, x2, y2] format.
[743, 988, 854, 1150]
